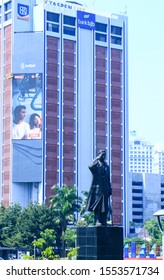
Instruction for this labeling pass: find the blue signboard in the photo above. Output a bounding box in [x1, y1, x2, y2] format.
[17, 3, 29, 21]
[77, 11, 95, 30]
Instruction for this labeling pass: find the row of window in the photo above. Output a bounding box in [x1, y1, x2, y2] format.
[132, 204, 143, 208]
[130, 151, 153, 154]
[0, 1, 12, 23]
[133, 219, 143, 223]
[130, 146, 153, 150]
[132, 211, 143, 216]
[130, 170, 152, 173]
[132, 181, 143, 186]
[0, 1, 11, 12]
[132, 189, 143, 194]
[46, 12, 122, 44]
[132, 196, 143, 201]
[0, 12, 12, 23]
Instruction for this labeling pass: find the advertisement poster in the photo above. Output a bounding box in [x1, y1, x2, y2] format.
[12, 73, 42, 140]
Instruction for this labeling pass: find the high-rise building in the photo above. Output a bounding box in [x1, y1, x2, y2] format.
[129, 131, 154, 173]
[153, 144, 164, 175]
[0, 0, 128, 227]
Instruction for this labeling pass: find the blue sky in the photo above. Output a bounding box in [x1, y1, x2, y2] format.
[79, 0, 164, 144]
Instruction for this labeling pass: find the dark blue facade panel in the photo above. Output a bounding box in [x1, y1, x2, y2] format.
[12, 140, 42, 182]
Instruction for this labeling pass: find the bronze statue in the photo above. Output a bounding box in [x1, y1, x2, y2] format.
[86, 149, 112, 226]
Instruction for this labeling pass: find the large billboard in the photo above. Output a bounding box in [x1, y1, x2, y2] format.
[13, 33, 44, 73]
[12, 73, 42, 140]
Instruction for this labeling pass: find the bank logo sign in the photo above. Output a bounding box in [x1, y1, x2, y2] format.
[17, 3, 29, 21]
[77, 11, 95, 30]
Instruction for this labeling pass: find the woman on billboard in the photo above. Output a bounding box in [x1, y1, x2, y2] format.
[28, 113, 42, 139]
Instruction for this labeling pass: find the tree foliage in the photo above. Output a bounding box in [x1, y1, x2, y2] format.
[18, 202, 57, 250]
[50, 185, 82, 256]
[0, 204, 22, 247]
[0, 202, 57, 250]
[143, 218, 163, 246]
[78, 191, 94, 226]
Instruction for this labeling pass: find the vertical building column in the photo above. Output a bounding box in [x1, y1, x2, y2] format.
[3, 25, 12, 207]
[63, 39, 75, 187]
[46, 36, 59, 203]
[111, 48, 123, 225]
[77, 28, 94, 195]
[95, 46, 107, 154]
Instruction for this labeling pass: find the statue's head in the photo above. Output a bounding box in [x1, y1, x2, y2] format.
[98, 149, 106, 162]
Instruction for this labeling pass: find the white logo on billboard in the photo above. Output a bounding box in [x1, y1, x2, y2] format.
[19, 6, 28, 16]
[84, 14, 90, 19]
[78, 18, 95, 28]
[20, 63, 25, 69]
[20, 63, 36, 69]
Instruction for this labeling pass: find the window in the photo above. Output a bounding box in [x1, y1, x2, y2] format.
[132, 211, 143, 216]
[64, 15, 75, 26]
[47, 12, 59, 33]
[96, 33, 106, 42]
[130, 228, 135, 234]
[47, 23, 59, 33]
[132, 181, 143, 186]
[132, 196, 143, 201]
[111, 25, 122, 35]
[132, 189, 143, 194]
[63, 15, 75, 36]
[4, 1, 12, 22]
[111, 36, 122, 45]
[47, 12, 59, 23]
[4, 1, 11, 12]
[133, 219, 143, 223]
[95, 22, 107, 42]
[63, 26, 75, 36]
[5, 12, 11, 21]
[96, 22, 107, 32]
[132, 204, 143, 208]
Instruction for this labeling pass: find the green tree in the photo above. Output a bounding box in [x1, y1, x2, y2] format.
[143, 218, 163, 245]
[50, 185, 82, 257]
[0, 203, 22, 247]
[17, 202, 57, 250]
[78, 191, 94, 226]
[63, 228, 76, 248]
[41, 247, 59, 260]
[32, 229, 58, 259]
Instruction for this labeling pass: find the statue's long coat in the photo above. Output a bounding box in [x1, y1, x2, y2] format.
[86, 159, 112, 215]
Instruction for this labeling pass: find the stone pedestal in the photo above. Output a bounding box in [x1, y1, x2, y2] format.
[77, 226, 123, 260]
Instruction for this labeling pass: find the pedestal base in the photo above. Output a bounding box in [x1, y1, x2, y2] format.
[77, 226, 123, 260]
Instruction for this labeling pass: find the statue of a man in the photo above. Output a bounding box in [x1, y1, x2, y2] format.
[86, 149, 112, 226]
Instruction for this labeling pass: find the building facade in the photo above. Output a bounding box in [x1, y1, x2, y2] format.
[153, 144, 164, 175]
[127, 172, 164, 236]
[129, 132, 154, 173]
[0, 0, 128, 227]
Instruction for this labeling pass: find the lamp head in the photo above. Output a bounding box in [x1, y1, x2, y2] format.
[153, 210, 164, 234]
[154, 210, 164, 217]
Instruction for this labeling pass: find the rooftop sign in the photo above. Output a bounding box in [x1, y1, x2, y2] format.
[45, 0, 86, 11]
[77, 11, 95, 30]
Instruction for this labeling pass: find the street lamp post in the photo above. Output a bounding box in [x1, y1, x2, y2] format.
[34, 236, 36, 260]
[153, 210, 164, 260]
